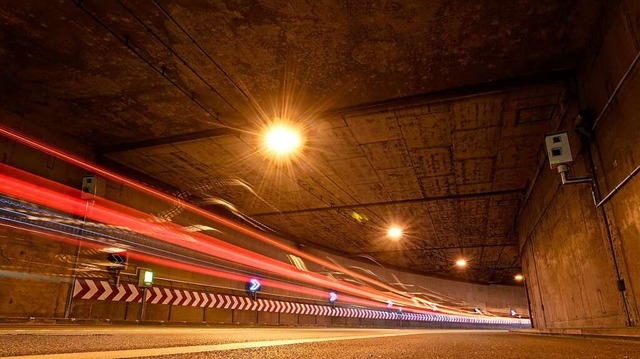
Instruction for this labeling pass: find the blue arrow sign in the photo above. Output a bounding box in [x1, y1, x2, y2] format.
[329, 291, 338, 302]
[249, 278, 261, 292]
[387, 300, 393, 308]
[108, 253, 125, 268]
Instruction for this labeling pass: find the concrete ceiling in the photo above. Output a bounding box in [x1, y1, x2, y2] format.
[0, 0, 607, 283]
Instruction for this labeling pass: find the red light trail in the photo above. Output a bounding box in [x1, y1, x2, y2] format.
[0, 163, 441, 312]
[0, 221, 389, 311]
[0, 125, 522, 319]
[0, 124, 419, 298]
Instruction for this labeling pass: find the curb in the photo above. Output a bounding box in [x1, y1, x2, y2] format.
[510, 328, 640, 341]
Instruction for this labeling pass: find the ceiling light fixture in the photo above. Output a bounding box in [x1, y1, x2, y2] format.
[455, 259, 467, 268]
[514, 274, 524, 281]
[101, 247, 126, 254]
[264, 124, 302, 156]
[387, 226, 402, 239]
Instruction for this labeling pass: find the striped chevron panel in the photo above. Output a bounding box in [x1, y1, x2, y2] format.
[72, 278, 529, 325]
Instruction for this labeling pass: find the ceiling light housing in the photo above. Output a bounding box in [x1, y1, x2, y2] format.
[455, 259, 467, 268]
[264, 124, 303, 157]
[101, 247, 126, 254]
[387, 226, 403, 239]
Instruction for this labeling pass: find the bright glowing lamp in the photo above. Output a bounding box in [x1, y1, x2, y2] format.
[264, 125, 302, 156]
[514, 274, 524, 281]
[101, 247, 126, 253]
[387, 226, 403, 239]
[455, 259, 467, 268]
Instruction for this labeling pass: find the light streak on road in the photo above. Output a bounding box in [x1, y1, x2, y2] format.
[0, 125, 525, 320]
[0, 221, 393, 311]
[0, 124, 443, 301]
[0, 164, 440, 313]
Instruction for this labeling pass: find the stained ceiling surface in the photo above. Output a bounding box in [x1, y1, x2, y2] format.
[0, 0, 607, 283]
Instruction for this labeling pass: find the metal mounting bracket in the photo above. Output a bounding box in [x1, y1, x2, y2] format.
[557, 165, 592, 185]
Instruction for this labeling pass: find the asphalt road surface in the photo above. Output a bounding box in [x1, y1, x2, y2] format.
[0, 326, 639, 358]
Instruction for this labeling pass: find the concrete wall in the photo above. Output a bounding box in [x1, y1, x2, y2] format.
[0, 109, 94, 319]
[518, 0, 640, 329]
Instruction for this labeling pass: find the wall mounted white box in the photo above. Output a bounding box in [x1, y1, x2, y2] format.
[544, 132, 573, 169]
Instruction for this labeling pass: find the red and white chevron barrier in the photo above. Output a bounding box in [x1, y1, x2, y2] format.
[72, 278, 529, 325]
[73, 278, 142, 302]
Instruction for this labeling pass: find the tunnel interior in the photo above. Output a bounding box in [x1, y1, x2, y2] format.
[0, 0, 639, 332]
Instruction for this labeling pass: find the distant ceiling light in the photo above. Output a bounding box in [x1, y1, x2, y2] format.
[514, 274, 524, 281]
[264, 125, 302, 156]
[101, 247, 126, 254]
[387, 226, 403, 239]
[351, 211, 369, 223]
[455, 259, 467, 268]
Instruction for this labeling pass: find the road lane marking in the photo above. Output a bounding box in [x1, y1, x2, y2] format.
[2, 330, 489, 358]
[0, 328, 507, 336]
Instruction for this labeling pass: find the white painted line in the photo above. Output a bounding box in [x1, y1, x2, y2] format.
[112, 285, 126, 302]
[151, 287, 162, 304]
[161, 288, 172, 305]
[84, 280, 98, 300]
[72, 280, 83, 298]
[124, 284, 137, 302]
[97, 281, 112, 301]
[173, 289, 183, 305]
[1, 330, 470, 359]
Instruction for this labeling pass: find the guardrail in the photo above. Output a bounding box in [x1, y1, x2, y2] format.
[73, 278, 530, 326]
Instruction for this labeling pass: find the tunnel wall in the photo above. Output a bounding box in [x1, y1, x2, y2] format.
[517, 0, 640, 329]
[0, 111, 94, 318]
[0, 108, 527, 324]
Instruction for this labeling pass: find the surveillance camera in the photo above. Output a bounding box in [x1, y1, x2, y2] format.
[544, 132, 573, 169]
